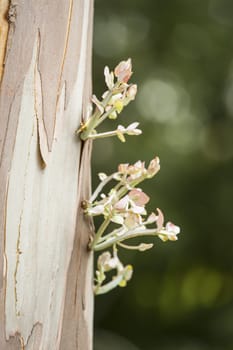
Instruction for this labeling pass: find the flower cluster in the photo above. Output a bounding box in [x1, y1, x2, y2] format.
[77, 59, 141, 141]
[94, 250, 133, 295]
[85, 157, 180, 295]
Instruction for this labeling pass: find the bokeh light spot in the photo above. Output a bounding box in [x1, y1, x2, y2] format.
[137, 79, 181, 123]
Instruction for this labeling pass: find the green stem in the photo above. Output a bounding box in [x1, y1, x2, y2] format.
[79, 110, 101, 140]
[94, 106, 116, 128]
[80, 82, 122, 140]
[117, 241, 143, 250]
[89, 218, 111, 249]
[97, 227, 124, 242]
[87, 129, 119, 140]
[90, 173, 117, 203]
[94, 274, 124, 295]
[93, 228, 160, 251]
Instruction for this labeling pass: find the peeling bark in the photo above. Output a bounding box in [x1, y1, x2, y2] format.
[0, 0, 94, 349]
[0, 0, 9, 82]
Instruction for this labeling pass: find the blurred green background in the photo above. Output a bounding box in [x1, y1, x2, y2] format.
[92, 1, 233, 349]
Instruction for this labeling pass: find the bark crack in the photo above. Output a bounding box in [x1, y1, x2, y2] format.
[34, 30, 49, 167]
[24, 322, 42, 348]
[2, 176, 10, 342]
[49, 0, 74, 152]
[19, 335, 25, 350]
[55, 0, 74, 114]
[14, 121, 36, 317]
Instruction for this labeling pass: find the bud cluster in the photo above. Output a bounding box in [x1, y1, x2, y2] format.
[77, 59, 141, 141]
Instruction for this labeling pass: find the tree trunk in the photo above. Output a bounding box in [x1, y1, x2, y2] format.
[0, 0, 94, 349]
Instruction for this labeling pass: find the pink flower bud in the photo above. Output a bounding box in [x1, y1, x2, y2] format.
[114, 58, 133, 83]
[156, 208, 164, 230]
[118, 163, 129, 173]
[147, 157, 160, 177]
[165, 222, 180, 235]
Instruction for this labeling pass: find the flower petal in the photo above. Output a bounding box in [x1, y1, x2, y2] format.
[115, 195, 129, 210]
[126, 84, 137, 100]
[147, 212, 157, 224]
[129, 189, 150, 206]
[104, 66, 114, 89]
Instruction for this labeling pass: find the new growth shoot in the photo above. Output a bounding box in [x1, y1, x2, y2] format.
[77, 59, 141, 142]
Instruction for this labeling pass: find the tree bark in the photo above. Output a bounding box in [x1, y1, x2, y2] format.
[0, 0, 94, 349]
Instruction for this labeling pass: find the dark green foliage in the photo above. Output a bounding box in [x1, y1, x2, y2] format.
[93, 1, 233, 348]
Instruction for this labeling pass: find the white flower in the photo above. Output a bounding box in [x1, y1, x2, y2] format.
[158, 221, 180, 242]
[97, 251, 119, 271]
[124, 212, 142, 229]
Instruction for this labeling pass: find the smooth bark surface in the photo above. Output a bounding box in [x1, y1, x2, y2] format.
[0, 0, 94, 348]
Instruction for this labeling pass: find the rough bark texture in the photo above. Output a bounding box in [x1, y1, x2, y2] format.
[0, 0, 94, 349]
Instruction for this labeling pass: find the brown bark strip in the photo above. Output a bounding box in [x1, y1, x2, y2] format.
[0, 0, 9, 83]
[60, 0, 94, 348]
[60, 140, 94, 350]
